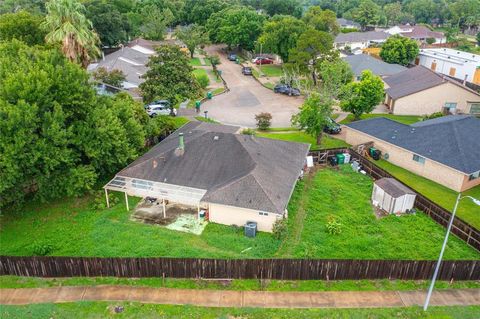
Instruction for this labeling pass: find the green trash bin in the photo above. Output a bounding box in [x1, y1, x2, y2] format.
[336, 153, 345, 164]
[207, 91, 213, 99]
[235, 58, 240, 64]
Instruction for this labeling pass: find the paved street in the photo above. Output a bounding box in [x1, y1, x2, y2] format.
[1, 286, 479, 308]
[202, 45, 303, 128]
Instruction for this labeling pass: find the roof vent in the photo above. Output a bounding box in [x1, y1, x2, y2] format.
[213, 136, 219, 141]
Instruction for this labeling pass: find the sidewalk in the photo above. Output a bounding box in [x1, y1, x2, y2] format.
[1, 286, 479, 308]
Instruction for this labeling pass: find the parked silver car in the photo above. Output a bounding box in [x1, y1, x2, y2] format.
[146, 100, 176, 117]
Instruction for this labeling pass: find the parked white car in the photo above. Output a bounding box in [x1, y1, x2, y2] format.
[146, 100, 176, 117]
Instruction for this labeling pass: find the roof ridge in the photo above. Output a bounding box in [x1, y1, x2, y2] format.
[249, 172, 281, 213]
[450, 121, 469, 173]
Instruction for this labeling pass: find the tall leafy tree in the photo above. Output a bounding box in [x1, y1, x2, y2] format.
[182, 0, 228, 25]
[0, 0, 45, 14]
[176, 24, 210, 58]
[140, 45, 201, 104]
[380, 35, 419, 66]
[206, 7, 265, 50]
[353, 0, 380, 30]
[302, 6, 340, 35]
[257, 15, 305, 62]
[287, 29, 336, 85]
[85, 0, 130, 47]
[340, 70, 384, 120]
[404, 0, 436, 24]
[139, 5, 174, 40]
[318, 59, 354, 98]
[0, 11, 46, 46]
[291, 93, 333, 146]
[42, 0, 100, 68]
[383, 2, 402, 27]
[262, 0, 303, 18]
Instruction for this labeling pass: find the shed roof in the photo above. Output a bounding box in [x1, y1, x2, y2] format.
[375, 178, 415, 198]
[346, 115, 480, 174]
[343, 54, 407, 77]
[115, 122, 310, 214]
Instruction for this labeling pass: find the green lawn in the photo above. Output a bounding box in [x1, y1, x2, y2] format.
[2, 276, 478, 291]
[340, 114, 423, 125]
[1, 167, 478, 259]
[374, 159, 480, 229]
[192, 68, 208, 78]
[2, 303, 479, 319]
[189, 58, 202, 66]
[258, 65, 284, 77]
[170, 116, 190, 129]
[194, 116, 219, 123]
[256, 131, 349, 150]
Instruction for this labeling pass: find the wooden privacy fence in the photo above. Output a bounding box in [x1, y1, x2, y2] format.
[308, 149, 480, 252]
[1, 256, 479, 281]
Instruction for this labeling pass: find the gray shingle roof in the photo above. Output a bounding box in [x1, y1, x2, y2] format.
[117, 122, 310, 214]
[346, 116, 480, 174]
[384, 66, 446, 99]
[336, 18, 360, 28]
[343, 54, 407, 77]
[335, 31, 390, 43]
[375, 178, 415, 197]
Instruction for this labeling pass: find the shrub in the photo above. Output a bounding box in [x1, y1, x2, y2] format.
[92, 67, 126, 88]
[197, 74, 210, 89]
[422, 112, 443, 121]
[32, 242, 55, 256]
[325, 215, 342, 235]
[255, 112, 272, 130]
[93, 190, 119, 210]
[426, 37, 436, 45]
[241, 128, 256, 135]
[272, 218, 287, 240]
[209, 55, 221, 67]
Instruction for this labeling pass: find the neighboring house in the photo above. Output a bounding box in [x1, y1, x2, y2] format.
[343, 54, 407, 79]
[383, 66, 480, 115]
[104, 122, 310, 232]
[416, 48, 480, 85]
[334, 31, 391, 51]
[337, 18, 360, 30]
[345, 115, 480, 192]
[385, 25, 446, 44]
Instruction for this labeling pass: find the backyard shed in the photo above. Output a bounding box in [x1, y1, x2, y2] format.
[372, 178, 416, 214]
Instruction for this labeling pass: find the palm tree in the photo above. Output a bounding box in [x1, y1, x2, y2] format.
[42, 0, 100, 68]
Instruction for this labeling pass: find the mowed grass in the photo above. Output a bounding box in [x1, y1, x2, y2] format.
[1, 167, 478, 259]
[340, 114, 422, 125]
[258, 64, 283, 77]
[192, 68, 208, 78]
[256, 131, 349, 150]
[2, 303, 480, 319]
[283, 167, 479, 259]
[375, 159, 480, 229]
[190, 58, 212, 66]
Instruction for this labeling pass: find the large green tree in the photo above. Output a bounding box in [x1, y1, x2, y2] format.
[175, 24, 210, 58]
[291, 93, 333, 146]
[380, 35, 419, 66]
[257, 15, 305, 62]
[42, 0, 100, 68]
[0, 40, 151, 208]
[85, 0, 130, 47]
[0, 11, 46, 46]
[206, 7, 265, 50]
[404, 0, 436, 24]
[382, 2, 402, 27]
[302, 6, 340, 35]
[0, 0, 45, 14]
[262, 0, 303, 18]
[318, 58, 354, 98]
[287, 29, 336, 85]
[182, 0, 228, 25]
[353, 0, 380, 30]
[140, 45, 201, 104]
[340, 70, 384, 120]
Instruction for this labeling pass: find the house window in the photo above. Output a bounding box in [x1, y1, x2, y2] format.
[412, 154, 425, 164]
[469, 171, 480, 181]
[259, 212, 269, 216]
[444, 102, 457, 110]
[469, 103, 480, 114]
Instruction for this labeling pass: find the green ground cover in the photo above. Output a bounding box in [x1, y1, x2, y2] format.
[192, 68, 208, 79]
[1, 167, 478, 259]
[194, 116, 219, 123]
[263, 82, 275, 90]
[1, 276, 478, 291]
[374, 160, 480, 229]
[258, 65, 283, 77]
[256, 131, 349, 150]
[2, 303, 479, 319]
[189, 58, 202, 66]
[211, 87, 224, 95]
[340, 114, 422, 125]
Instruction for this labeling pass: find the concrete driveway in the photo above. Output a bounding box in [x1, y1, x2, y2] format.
[202, 46, 303, 128]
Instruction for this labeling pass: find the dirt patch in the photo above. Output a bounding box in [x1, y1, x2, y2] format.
[131, 200, 197, 226]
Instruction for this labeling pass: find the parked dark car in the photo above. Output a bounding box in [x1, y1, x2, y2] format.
[254, 57, 273, 65]
[228, 53, 237, 61]
[273, 84, 301, 96]
[323, 117, 341, 134]
[242, 67, 253, 75]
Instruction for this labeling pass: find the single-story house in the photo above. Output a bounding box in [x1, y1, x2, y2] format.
[337, 18, 360, 30]
[345, 115, 480, 192]
[383, 66, 480, 115]
[343, 54, 407, 80]
[334, 31, 391, 51]
[385, 25, 446, 44]
[104, 122, 310, 232]
[415, 48, 480, 85]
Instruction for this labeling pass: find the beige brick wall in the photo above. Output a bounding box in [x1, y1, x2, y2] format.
[208, 203, 282, 232]
[345, 128, 479, 192]
[391, 82, 480, 115]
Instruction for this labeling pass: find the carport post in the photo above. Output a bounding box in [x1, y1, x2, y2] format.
[162, 198, 166, 218]
[104, 189, 110, 208]
[197, 202, 200, 219]
[124, 192, 129, 211]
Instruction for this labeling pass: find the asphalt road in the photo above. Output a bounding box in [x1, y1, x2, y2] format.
[202, 46, 303, 128]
